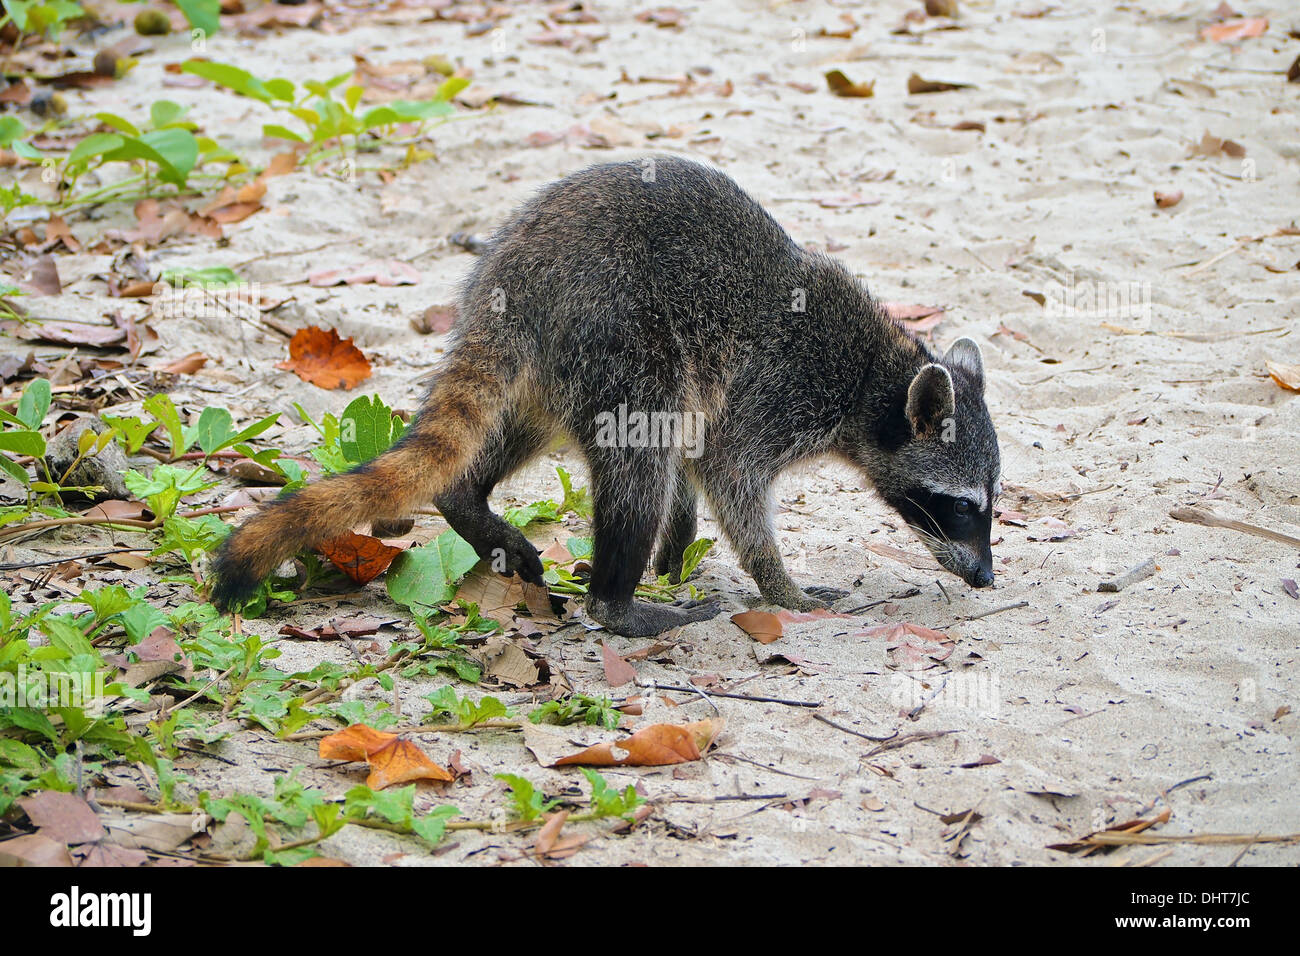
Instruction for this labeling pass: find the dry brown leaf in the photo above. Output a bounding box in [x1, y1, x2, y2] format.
[549, 717, 725, 767]
[907, 73, 972, 94]
[276, 326, 372, 390]
[0, 833, 74, 866]
[859, 622, 955, 671]
[319, 723, 452, 789]
[1265, 359, 1300, 391]
[308, 260, 421, 287]
[319, 531, 403, 584]
[1200, 17, 1267, 42]
[731, 609, 783, 643]
[18, 791, 105, 844]
[319, 723, 397, 762]
[825, 69, 875, 98]
[601, 640, 637, 686]
[365, 737, 454, 789]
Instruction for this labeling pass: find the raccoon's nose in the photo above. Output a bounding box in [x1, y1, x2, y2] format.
[972, 567, 994, 588]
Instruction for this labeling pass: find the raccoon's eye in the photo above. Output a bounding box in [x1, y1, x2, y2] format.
[953, 498, 974, 516]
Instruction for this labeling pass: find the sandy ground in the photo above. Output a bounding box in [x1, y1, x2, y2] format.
[5, 0, 1299, 865]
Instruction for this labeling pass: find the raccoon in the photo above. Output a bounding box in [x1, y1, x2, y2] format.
[211, 157, 1001, 636]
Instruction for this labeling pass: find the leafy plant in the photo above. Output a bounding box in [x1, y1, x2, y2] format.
[180, 60, 467, 160]
[581, 768, 645, 820]
[494, 773, 559, 822]
[424, 686, 510, 727]
[0, 377, 49, 487]
[529, 693, 621, 731]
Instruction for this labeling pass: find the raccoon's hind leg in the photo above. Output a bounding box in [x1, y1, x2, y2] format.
[652, 470, 698, 583]
[434, 412, 554, 585]
[583, 449, 721, 637]
[694, 456, 846, 611]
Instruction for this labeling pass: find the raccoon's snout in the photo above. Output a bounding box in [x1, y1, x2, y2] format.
[968, 565, 995, 588]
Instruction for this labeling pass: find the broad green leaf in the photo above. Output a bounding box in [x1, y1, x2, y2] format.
[338, 394, 404, 464]
[173, 0, 220, 37]
[680, 537, 713, 581]
[386, 530, 477, 613]
[16, 373, 49, 428]
[67, 132, 124, 167]
[0, 430, 44, 456]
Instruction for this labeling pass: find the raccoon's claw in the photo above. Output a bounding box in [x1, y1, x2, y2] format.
[803, 586, 848, 603]
[588, 596, 722, 636]
[481, 531, 544, 586]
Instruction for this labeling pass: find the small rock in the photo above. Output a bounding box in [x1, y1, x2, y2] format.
[44, 417, 130, 501]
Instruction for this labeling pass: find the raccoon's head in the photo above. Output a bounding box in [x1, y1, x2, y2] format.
[866, 337, 1001, 588]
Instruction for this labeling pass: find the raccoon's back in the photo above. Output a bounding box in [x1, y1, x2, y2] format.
[463, 157, 803, 343]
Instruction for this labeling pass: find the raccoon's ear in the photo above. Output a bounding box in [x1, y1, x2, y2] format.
[943, 337, 985, 388]
[905, 364, 956, 440]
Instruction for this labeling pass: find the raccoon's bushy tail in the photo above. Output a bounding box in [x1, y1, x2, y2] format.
[209, 347, 513, 611]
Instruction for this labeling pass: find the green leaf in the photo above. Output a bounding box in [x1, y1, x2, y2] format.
[412, 805, 459, 845]
[152, 514, 231, 561]
[173, 0, 220, 37]
[261, 123, 305, 143]
[161, 266, 240, 288]
[337, 394, 404, 464]
[503, 499, 560, 528]
[385, 530, 477, 613]
[181, 60, 273, 103]
[94, 112, 140, 136]
[190, 406, 233, 456]
[679, 537, 713, 581]
[0, 455, 31, 485]
[118, 601, 169, 644]
[143, 393, 187, 457]
[67, 132, 125, 167]
[149, 100, 188, 130]
[0, 429, 44, 457]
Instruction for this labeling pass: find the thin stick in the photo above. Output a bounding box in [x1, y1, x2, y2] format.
[644, 683, 821, 708]
[1098, 557, 1157, 593]
[812, 712, 897, 742]
[864, 729, 957, 759]
[0, 547, 148, 570]
[962, 600, 1029, 620]
[1170, 506, 1300, 550]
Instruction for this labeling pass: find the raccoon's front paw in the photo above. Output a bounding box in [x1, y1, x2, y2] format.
[587, 596, 722, 636]
[782, 587, 847, 612]
[481, 530, 544, 586]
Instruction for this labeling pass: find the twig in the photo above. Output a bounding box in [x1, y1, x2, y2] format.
[864, 729, 957, 759]
[1169, 506, 1300, 550]
[641, 683, 821, 708]
[1098, 557, 1158, 593]
[961, 600, 1029, 621]
[812, 712, 898, 742]
[0, 547, 148, 570]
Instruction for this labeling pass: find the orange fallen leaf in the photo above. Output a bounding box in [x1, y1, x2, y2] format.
[1200, 17, 1267, 42]
[365, 737, 454, 789]
[601, 640, 637, 686]
[277, 326, 372, 390]
[319, 531, 403, 584]
[320, 723, 396, 762]
[319, 723, 452, 789]
[534, 811, 569, 855]
[731, 610, 782, 643]
[825, 69, 874, 98]
[860, 622, 955, 671]
[907, 72, 972, 94]
[551, 717, 724, 767]
[1265, 359, 1300, 392]
[158, 351, 208, 375]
